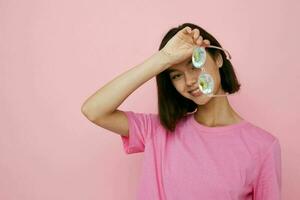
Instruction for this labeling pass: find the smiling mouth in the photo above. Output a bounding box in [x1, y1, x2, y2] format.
[189, 88, 202, 96]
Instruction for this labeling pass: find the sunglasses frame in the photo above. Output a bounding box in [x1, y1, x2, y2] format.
[192, 45, 232, 69]
[192, 45, 232, 97]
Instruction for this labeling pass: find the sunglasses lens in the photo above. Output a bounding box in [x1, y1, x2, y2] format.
[192, 47, 206, 68]
[198, 72, 214, 95]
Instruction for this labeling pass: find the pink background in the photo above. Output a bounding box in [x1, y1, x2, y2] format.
[1, 0, 299, 199]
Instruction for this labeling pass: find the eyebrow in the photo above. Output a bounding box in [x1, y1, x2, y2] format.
[167, 59, 193, 73]
[167, 68, 179, 73]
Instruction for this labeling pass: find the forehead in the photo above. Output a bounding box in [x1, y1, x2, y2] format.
[166, 58, 193, 73]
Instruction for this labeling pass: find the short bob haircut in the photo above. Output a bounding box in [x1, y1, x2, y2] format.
[156, 22, 241, 133]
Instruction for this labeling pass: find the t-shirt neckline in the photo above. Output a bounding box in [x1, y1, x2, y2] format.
[189, 113, 249, 133]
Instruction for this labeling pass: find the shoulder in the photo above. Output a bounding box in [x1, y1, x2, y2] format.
[124, 110, 163, 131]
[243, 121, 279, 143]
[240, 121, 281, 158]
[125, 110, 160, 122]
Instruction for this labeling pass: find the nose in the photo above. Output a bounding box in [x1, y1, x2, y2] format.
[185, 71, 198, 87]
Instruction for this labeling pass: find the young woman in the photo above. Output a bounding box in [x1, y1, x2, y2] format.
[81, 23, 282, 200]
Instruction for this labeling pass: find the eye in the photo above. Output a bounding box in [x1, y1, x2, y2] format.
[171, 74, 182, 80]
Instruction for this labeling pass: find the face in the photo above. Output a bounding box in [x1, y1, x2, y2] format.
[167, 51, 224, 105]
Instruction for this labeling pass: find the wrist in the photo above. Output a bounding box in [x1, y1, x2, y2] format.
[156, 50, 172, 70]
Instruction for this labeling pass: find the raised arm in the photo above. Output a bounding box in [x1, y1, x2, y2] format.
[81, 51, 171, 136]
[81, 26, 208, 136]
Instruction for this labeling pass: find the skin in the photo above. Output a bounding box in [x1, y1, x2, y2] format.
[168, 50, 244, 127]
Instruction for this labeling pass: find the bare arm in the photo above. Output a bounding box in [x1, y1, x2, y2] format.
[81, 51, 171, 135]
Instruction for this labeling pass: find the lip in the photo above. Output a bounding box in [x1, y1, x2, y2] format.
[188, 87, 201, 93]
[189, 88, 203, 97]
[190, 89, 202, 97]
[188, 87, 200, 93]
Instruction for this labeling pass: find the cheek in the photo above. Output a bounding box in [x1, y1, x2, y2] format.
[172, 81, 185, 93]
[214, 70, 222, 84]
[206, 67, 221, 84]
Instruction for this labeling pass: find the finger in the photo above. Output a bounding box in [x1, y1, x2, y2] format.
[184, 26, 192, 34]
[196, 36, 203, 45]
[193, 29, 200, 41]
[203, 39, 210, 46]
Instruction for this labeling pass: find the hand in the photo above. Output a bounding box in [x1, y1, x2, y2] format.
[160, 26, 210, 66]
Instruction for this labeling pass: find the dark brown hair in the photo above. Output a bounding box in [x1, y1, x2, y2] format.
[156, 22, 241, 133]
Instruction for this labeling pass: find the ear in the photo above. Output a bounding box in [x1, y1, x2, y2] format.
[216, 53, 223, 68]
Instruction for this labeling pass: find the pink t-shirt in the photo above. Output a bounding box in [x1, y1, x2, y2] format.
[120, 111, 282, 200]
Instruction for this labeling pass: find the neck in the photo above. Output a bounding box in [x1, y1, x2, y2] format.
[194, 91, 243, 127]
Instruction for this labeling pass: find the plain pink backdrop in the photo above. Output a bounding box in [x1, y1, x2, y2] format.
[1, 0, 299, 199]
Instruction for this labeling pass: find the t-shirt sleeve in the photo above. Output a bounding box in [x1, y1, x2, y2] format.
[253, 138, 282, 200]
[120, 111, 158, 154]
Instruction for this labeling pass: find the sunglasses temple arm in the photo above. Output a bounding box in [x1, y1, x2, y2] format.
[206, 93, 231, 97]
[207, 45, 232, 60]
